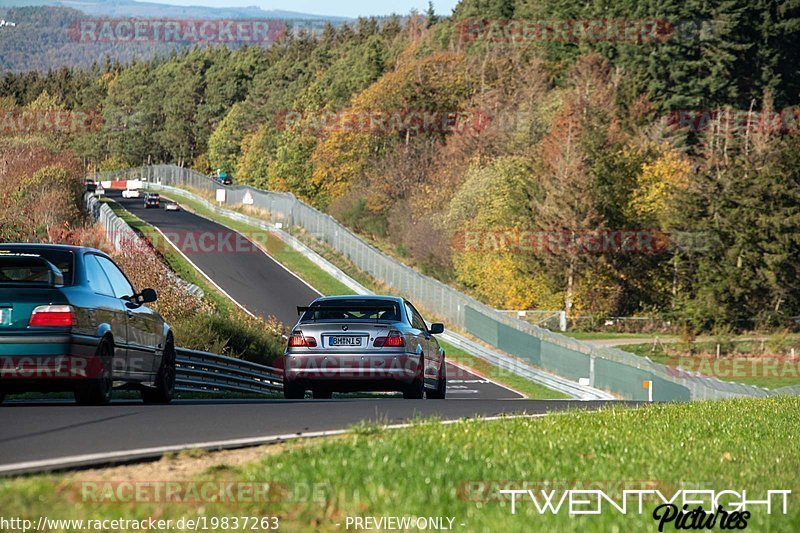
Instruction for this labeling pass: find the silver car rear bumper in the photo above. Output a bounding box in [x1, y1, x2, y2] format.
[284, 352, 421, 383]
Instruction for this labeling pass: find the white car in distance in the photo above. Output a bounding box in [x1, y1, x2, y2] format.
[122, 189, 141, 199]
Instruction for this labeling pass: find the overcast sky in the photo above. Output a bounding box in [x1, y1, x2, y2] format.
[154, 0, 461, 18]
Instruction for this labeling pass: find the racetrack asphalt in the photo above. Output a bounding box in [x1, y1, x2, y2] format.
[0, 399, 626, 475]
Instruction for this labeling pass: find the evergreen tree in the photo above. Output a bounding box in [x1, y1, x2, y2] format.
[426, 2, 440, 28]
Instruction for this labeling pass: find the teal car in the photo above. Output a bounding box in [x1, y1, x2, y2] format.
[0, 245, 176, 406]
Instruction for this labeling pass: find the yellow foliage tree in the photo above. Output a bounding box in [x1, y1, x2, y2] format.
[630, 149, 692, 226]
[309, 52, 469, 208]
[454, 252, 562, 310]
[310, 131, 372, 207]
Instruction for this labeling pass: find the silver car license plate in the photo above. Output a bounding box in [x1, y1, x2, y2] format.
[329, 336, 362, 347]
[0, 308, 11, 326]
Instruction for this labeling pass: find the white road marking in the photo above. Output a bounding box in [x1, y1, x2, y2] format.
[0, 414, 550, 475]
[150, 225, 257, 319]
[447, 360, 527, 399]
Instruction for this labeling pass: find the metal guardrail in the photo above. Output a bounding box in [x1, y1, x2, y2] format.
[176, 348, 283, 396]
[439, 332, 615, 401]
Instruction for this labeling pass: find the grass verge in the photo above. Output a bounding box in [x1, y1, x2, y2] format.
[623, 341, 800, 389]
[2, 398, 799, 531]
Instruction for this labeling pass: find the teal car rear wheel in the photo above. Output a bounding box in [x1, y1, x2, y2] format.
[74, 338, 113, 406]
[142, 336, 176, 404]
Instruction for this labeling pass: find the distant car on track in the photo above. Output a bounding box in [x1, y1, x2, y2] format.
[122, 189, 141, 199]
[144, 193, 161, 208]
[213, 170, 233, 186]
[283, 296, 446, 400]
[0, 245, 176, 406]
[165, 202, 180, 212]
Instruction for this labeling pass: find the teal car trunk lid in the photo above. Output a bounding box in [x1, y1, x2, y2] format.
[0, 254, 70, 331]
[0, 288, 69, 331]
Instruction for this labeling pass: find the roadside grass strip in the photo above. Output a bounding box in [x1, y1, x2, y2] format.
[1, 398, 799, 531]
[623, 342, 800, 389]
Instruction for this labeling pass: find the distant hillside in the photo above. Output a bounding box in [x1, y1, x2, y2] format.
[0, 5, 348, 72]
[0, 0, 349, 21]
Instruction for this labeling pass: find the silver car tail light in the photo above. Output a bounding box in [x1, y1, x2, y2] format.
[288, 332, 317, 348]
[373, 330, 405, 348]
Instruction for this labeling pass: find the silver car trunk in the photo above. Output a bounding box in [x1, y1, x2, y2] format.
[293, 321, 399, 352]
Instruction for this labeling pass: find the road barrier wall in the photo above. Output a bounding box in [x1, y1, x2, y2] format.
[84, 192, 204, 298]
[92, 166, 800, 402]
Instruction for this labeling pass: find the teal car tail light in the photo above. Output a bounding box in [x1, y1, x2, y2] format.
[28, 305, 76, 327]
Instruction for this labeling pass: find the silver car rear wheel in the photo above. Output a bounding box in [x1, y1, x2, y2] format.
[427, 363, 446, 400]
[403, 356, 425, 399]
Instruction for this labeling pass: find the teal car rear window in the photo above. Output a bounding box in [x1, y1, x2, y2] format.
[0, 249, 75, 285]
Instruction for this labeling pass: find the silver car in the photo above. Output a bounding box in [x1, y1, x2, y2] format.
[283, 296, 446, 399]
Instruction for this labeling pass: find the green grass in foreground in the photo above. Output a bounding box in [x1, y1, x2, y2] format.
[2, 398, 799, 532]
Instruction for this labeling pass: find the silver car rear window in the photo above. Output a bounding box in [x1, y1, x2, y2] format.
[300, 300, 400, 322]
